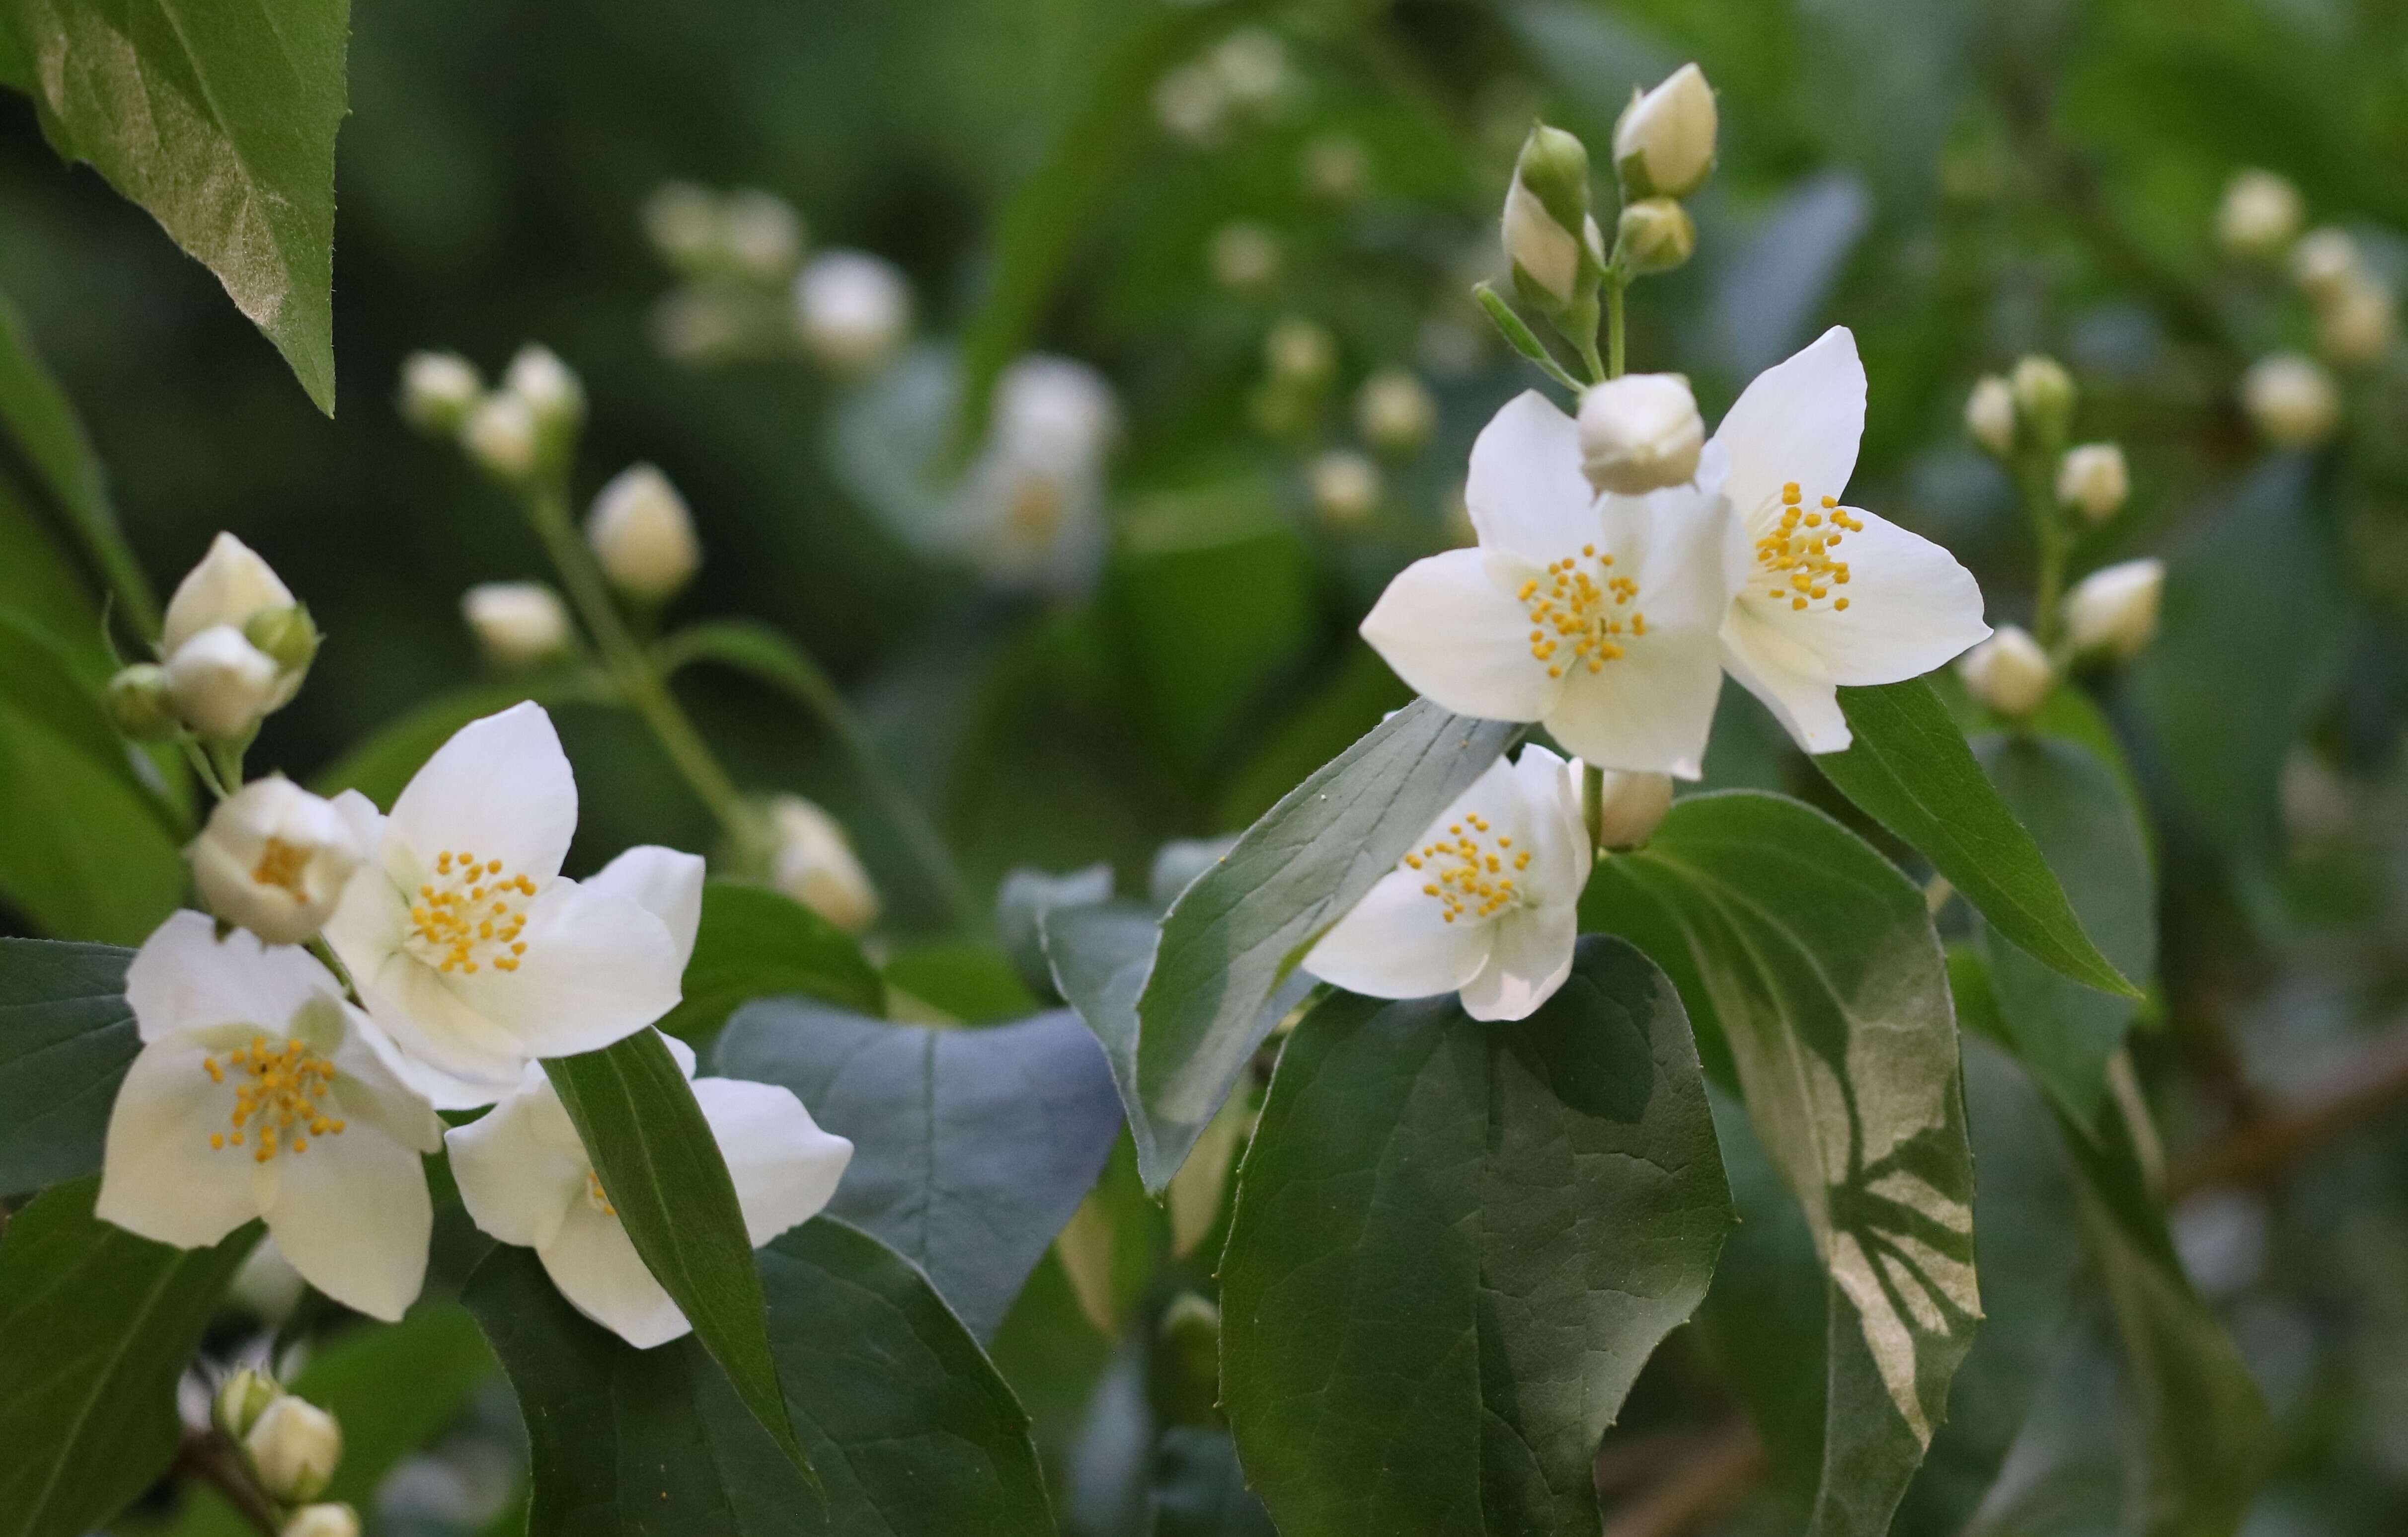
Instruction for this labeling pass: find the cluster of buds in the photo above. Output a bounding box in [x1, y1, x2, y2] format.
[1967, 356, 2130, 521]
[213, 1369, 358, 1537]
[1957, 559, 2166, 718]
[111, 535, 319, 747]
[401, 344, 586, 483]
[1152, 27, 1291, 147]
[639, 181, 913, 374]
[1251, 323, 1435, 526]
[2215, 169, 2392, 449]
[643, 183, 805, 285]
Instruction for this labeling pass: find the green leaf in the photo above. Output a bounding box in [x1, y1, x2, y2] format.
[0, 938, 135, 1199]
[310, 674, 608, 808]
[0, 606, 180, 842]
[1154, 1427, 1277, 1537]
[655, 881, 885, 1045]
[1816, 678, 2137, 999]
[713, 999, 1124, 1340]
[880, 939, 1042, 1025]
[0, 1176, 257, 1537]
[1584, 792, 1979, 1537]
[995, 863, 1113, 1001]
[0, 668, 187, 944]
[1114, 699, 1520, 1192]
[1, 0, 349, 412]
[542, 1028, 812, 1489]
[1971, 735, 2155, 1121]
[1218, 937, 1731, 1537]
[463, 1218, 1056, 1536]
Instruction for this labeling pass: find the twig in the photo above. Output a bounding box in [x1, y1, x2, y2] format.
[2167, 1024, 2408, 1200]
[175, 1428, 282, 1536]
[1599, 1418, 1769, 1537]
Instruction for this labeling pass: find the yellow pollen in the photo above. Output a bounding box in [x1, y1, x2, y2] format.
[249, 838, 312, 899]
[1404, 808, 1532, 924]
[586, 1169, 617, 1217]
[409, 850, 537, 975]
[1521, 547, 1647, 673]
[203, 1036, 341, 1163]
[1755, 481, 1861, 616]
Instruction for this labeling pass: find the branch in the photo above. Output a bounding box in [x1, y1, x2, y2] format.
[2167, 1024, 2408, 1200]
[1598, 1419, 1769, 1537]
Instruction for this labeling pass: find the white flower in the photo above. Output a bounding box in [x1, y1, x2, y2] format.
[794, 251, 912, 373]
[461, 393, 540, 481]
[2241, 353, 2340, 449]
[1577, 373, 1705, 495]
[1305, 744, 1591, 1022]
[1613, 63, 1717, 199]
[1209, 222, 1282, 291]
[1359, 391, 1730, 777]
[948, 355, 1120, 592]
[641, 181, 723, 271]
[96, 912, 442, 1321]
[1264, 317, 1334, 384]
[462, 582, 573, 666]
[281, 1505, 359, 1537]
[246, 1394, 341, 1502]
[1958, 625, 2052, 717]
[1153, 63, 1228, 145]
[586, 465, 701, 602]
[1965, 376, 2016, 456]
[445, 1035, 852, 1348]
[2289, 227, 2361, 301]
[1707, 327, 1991, 753]
[768, 794, 879, 933]
[1355, 368, 1435, 454]
[1309, 449, 1381, 525]
[504, 344, 585, 436]
[2316, 274, 2394, 367]
[323, 703, 702, 1107]
[1588, 767, 1672, 850]
[2216, 169, 2302, 261]
[1211, 28, 1288, 108]
[2064, 558, 2164, 660]
[719, 189, 804, 282]
[191, 777, 365, 945]
[2055, 442, 2129, 523]
[164, 534, 297, 659]
[398, 353, 483, 435]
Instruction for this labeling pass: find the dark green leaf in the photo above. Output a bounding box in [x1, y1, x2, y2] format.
[881, 939, 1042, 1024]
[0, 606, 180, 842]
[0, 685, 186, 944]
[0, 1176, 256, 1537]
[309, 674, 608, 808]
[1042, 897, 1165, 1153]
[1153, 1427, 1276, 1537]
[655, 882, 885, 1045]
[1123, 699, 1521, 1191]
[0, 938, 135, 1198]
[542, 1028, 811, 1488]
[1972, 736, 2156, 1121]
[1219, 937, 1730, 1537]
[2, 0, 350, 411]
[1817, 678, 2137, 999]
[1584, 792, 1979, 1537]
[996, 863, 1114, 1001]
[463, 1218, 1055, 1536]
[713, 999, 1124, 1339]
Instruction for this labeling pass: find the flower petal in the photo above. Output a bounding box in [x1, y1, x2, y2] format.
[1465, 392, 1602, 564]
[95, 1036, 257, 1247]
[541, 1200, 691, 1349]
[1504, 744, 1591, 904]
[126, 910, 337, 1044]
[1543, 631, 1724, 778]
[446, 1077, 584, 1251]
[1720, 604, 1851, 752]
[1710, 326, 1865, 528]
[1768, 509, 1990, 686]
[324, 1006, 445, 1153]
[386, 702, 578, 883]
[354, 956, 535, 1109]
[691, 1077, 854, 1246]
[1359, 549, 1559, 723]
[1459, 901, 1578, 1022]
[263, 1124, 432, 1322]
[1303, 868, 1489, 1001]
[583, 845, 706, 973]
[446, 882, 685, 1058]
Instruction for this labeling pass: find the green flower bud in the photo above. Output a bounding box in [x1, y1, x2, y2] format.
[243, 604, 320, 675]
[1503, 124, 1599, 310]
[107, 663, 181, 742]
[1614, 196, 1696, 275]
[213, 1366, 281, 1442]
[2009, 355, 2076, 446]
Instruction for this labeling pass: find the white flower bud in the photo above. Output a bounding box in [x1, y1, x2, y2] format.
[794, 251, 912, 373]
[1309, 449, 1381, 525]
[2064, 558, 2165, 660]
[768, 795, 878, 933]
[586, 465, 701, 602]
[164, 533, 297, 658]
[1211, 29, 1287, 108]
[461, 392, 540, 481]
[1355, 368, 1436, 454]
[165, 625, 280, 739]
[2055, 443, 2129, 524]
[1957, 625, 2053, 717]
[398, 352, 483, 435]
[189, 775, 364, 944]
[1503, 125, 1593, 308]
[245, 1394, 342, 1504]
[1576, 373, 1704, 494]
[1264, 317, 1334, 385]
[108, 663, 180, 741]
[281, 1505, 360, 1537]
[2289, 227, 2361, 301]
[2009, 355, 2076, 444]
[1209, 222, 1281, 291]
[503, 344, 585, 438]
[1965, 376, 2016, 456]
[462, 582, 573, 666]
[719, 189, 804, 282]
[1153, 64, 1226, 145]
[1302, 135, 1368, 202]
[1613, 63, 1716, 200]
[2315, 273, 2395, 367]
[1587, 766, 1672, 851]
[641, 181, 724, 272]
[2216, 169, 2302, 261]
[2241, 352, 2341, 449]
[214, 1367, 281, 1441]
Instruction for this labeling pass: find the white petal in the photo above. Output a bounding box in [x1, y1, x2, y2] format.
[541, 1200, 690, 1349]
[263, 1126, 432, 1322]
[127, 911, 337, 1044]
[1459, 902, 1578, 1022]
[321, 864, 412, 1004]
[1359, 549, 1559, 723]
[324, 1007, 445, 1153]
[386, 702, 578, 884]
[1769, 509, 1990, 686]
[446, 1081, 585, 1251]
[1465, 392, 1602, 564]
[1303, 868, 1489, 1001]
[1504, 744, 1591, 903]
[446, 883, 684, 1058]
[95, 1036, 258, 1247]
[1720, 606, 1851, 753]
[1711, 326, 1865, 529]
[328, 789, 387, 848]
[583, 845, 705, 973]
[354, 957, 534, 1109]
[1599, 481, 1732, 633]
[1542, 634, 1724, 779]
[691, 1077, 853, 1245]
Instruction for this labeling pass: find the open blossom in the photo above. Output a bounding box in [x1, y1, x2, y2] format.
[1305, 744, 1590, 1022]
[1358, 392, 1730, 777]
[447, 1035, 852, 1348]
[96, 912, 443, 1321]
[1708, 327, 1991, 752]
[324, 703, 702, 1107]
[189, 776, 364, 945]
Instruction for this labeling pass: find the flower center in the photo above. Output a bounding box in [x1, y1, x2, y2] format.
[249, 838, 312, 899]
[407, 848, 537, 975]
[201, 1036, 345, 1163]
[585, 1168, 617, 1216]
[1754, 482, 1859, 612]
[1518, 544, 1646, 679]
[1402, 811, 1533, 923]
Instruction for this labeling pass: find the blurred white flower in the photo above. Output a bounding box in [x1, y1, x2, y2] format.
[1210, 29, 1288, 110]
[228, 1236, 308, 1323]
[398, 352, 483, 435]
[2242, 353, 2341, 449]
[2009, 354, 2076, 441]
[768, 794, 879, 934]
[718, 189, 804, 283]
[190, 776, 364, 945]
[1613, 63, 1717, 199]
[461, 393, 540, 481]
[2216, 169, 2302, 262]
[462, 582, 573, 666]
[1576, 373, 1704, 494]
[503, 344, 584, 438]
[1965, 375, 2016, 456]
[2289, 226, 2361, 301]
[1209, 222, 1282, 292]
[1355, 368, 1435, 454]
[587, 464, 701, 602]
[795, 250, 912, 373]
[1152, 64, 1227, 144]
[949, 355, 1120, 592]
[2056, 442, 2129, 524]
[1302, 134, 1368, 201]
[281, 1505, 359, 1537]
[2064, 558, 2164, 660]
[246, 1394, 341, 1503]
[1309, 449, 1381, 526]
[641, 181, 724, 272]
[2316, 274, 2395, 367]
[1958, 625, 2052, 718]
[1264, 316, 1334, 384]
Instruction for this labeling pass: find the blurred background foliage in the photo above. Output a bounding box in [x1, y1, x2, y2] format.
[12, 0, 2408, 1532]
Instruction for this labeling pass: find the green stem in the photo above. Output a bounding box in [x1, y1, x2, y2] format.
[181, 739, 229, 800]
[2020, 452, 2069, 647]
[1604, 276, 1628, 381]
[1582, 761, 1605, 859]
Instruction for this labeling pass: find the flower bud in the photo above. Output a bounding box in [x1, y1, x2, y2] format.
[794, 250, 913, 373]
[213, 1367, 281, 1442]
[2009, 355, 2076, 445]
[2289, 227, 2361, 301]
[503, 344, 584, 439]
[641, 181, 723, 273]
[1302, 134, 1369, 202]
[1309, 449, 1381, 526]
[165, 625, 280, 739]
[2055, 443, 2129, 524]
[586, 465, 701, 602]
[1354, 368, 1436, 454]
[462, 582, 573, 666]
[243, 604, 320, 677]
[461, 393, 540, 481]
[1613, 64, 1716, 200]
[282, 1505, 360, 1537]
[1965, 376, 2016, 456]
[1152, 63, 1227, 145]
[2241, 352, 2340, 449]
[768, 795, 878, 933]
[107, 663, 180, 741]
[2064, 558, 2164, 660]
[164, 533, 297, 659]
[1587, 766, 1672, 851]
[244, 1395, 341, 1504]
[2315, 274, 2395, 367]
[1576, 373, 1704, 495]
[2216, 169, 2302, 262]
[1264, 316, 1335, 386]
[1211, 28, 1287, 110]
[1503, 124, 1595, 308]
[1957, 625, 2052, 717]
[1209, 222, 1281, 292]
[189, 775, 364, 944]
[719, 189, 804, 283]
[397, 352, 483, 435]
[1614, 196, 1695, 275]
